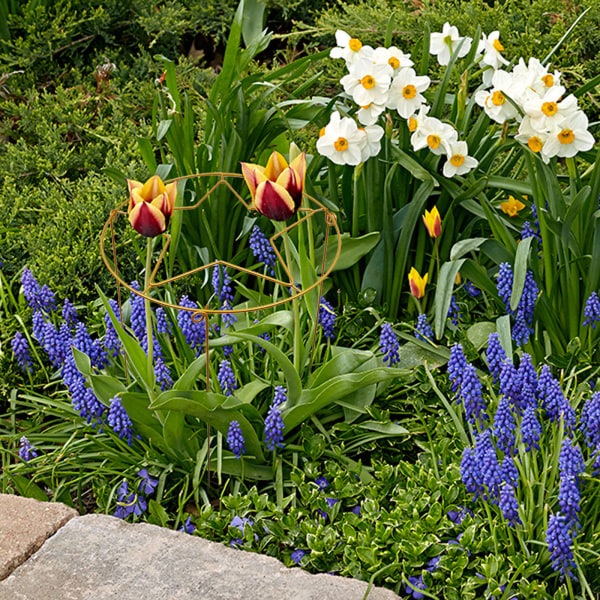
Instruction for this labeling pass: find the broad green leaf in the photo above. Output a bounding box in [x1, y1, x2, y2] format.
[149, 390, 265, 462]
[162, 411, 189, 459]
[174, 354, 207, 391]
[229, 332, 302, 406]
[236, 380, 270, 404]
[467, 322, 497, 351]
[308, 348, 373, 388]
[434, 259, 465, 338]
[359, 421, 409, 435]
[496, 314, 513, 358]
[242, 0, 266, 47]
[282, 368, 403, 431]
[393, 148, 438, 185]
[450, 238, 488, 261]
[211, 456, 273, 480]
[9, 474, 48, 502]
[510, 236, 533, 312]
[396, 340, 448, 369]
[314, 232, 380, 274]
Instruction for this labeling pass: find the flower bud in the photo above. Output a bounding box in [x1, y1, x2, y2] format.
[127, 175, 176, 237]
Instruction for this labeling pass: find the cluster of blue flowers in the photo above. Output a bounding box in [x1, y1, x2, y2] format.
[226, 420, 245, 459]
[583, 291, 600, 328]
[496, 262, 538, 346]
[379, 323, 399, 366]
[454, 332, 597, 581]
[217, 359, 237, 396]
[113, 468, 158, 520]
[248, 225, 277, 275]
[318, 299, 337, 341]
[19, 436, 37, 462]
[264, 391, 285, 452]
[414, 314, 434, 343]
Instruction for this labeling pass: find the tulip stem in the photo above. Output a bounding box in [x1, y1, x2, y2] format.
[280, 224, 302, 373]
[145, 237, 155, 398]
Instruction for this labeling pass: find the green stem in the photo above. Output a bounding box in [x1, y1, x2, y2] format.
[280, 224, 302, 373]
[145, 237, 155, 399]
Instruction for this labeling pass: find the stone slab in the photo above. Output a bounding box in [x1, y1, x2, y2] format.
[0, 514, 400, 600]
[0, 493, 78, 581]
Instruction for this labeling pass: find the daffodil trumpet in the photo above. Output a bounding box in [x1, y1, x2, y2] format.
[241, 151, 306, 222]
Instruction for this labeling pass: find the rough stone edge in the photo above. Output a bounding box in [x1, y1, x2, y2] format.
[0, 501, 78, 582]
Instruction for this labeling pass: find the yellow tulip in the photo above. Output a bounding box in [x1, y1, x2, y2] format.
[422, 206, 442, 238]
[408, 267, 428, 299]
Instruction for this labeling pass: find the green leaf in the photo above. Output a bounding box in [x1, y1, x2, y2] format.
[510, 236, 533, 312]
[466, 322, 496, 351]
[496, 314, 513, 358]
[450, 238, 488, 261]
[314, 232, 380, 273]
[434, 259, 465, 338]
[396, 340, 448, 369]
[162, 411, 189, 459]
[359, 421, 409, 435]
[174, 354, 207, 391]
[228, 332, 302, 406]
[9, 474, 48, 502]
[242, 0, 266, 47]
[394, 148, 438, 185]
[137, 137, 157, 174]
[282, 368, 403, 431]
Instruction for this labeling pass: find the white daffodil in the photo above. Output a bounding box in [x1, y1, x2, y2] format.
[386, 67, 431, 119]
[515, 116, 550, 163]
[357, 102, 386, 126]
[407, 103, 430, 135]
[474, 70, 520, 124]
[359, 124, 385, 161]
[316, 111, 367, 166]
[430, 22, 472, 66]
[477, 31, 509, 70]
[512, 57, 561, 96]
[411, 116, 458, 156]
[523, 88, 576, 131]
[372, 46, 414, 72]
[442, 140, 478, 177]
[340, 57, 392, 107]
[330, 30, 373, 67]
[542, 111, 595, 160]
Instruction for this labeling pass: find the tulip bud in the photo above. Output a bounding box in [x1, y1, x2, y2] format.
[127, 175, 176, 237]
[241, 150, 306, 221]
[408, 267, 428, 299]
[422, 206, 442, 238]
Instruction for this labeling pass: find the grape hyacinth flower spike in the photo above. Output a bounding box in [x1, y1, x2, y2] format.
[379, 323, 399, 366]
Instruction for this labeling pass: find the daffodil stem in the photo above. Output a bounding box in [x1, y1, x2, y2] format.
[145, 237, 154, 399]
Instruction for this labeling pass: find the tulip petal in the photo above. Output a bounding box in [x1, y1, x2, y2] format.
[241, 162, 265, 199]
[127, 179, 143, 193]
[289, 152, 306, 186]
[165, 182, 177, 212]
[140, 175, 166, 202]
[128, 201, 167, 237]
[264, 151, 289, 182]
[276, 167, 303, 210]
[255, 180, 296, 221]
[128, 188, 146, 214]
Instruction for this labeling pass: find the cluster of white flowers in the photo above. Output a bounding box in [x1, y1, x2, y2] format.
[475, 56, 595, 162]
[317, 28, 478, 177]
[317, 24, 595, 172]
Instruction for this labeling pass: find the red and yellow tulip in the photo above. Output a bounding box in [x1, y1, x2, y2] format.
[422, 206, 442, 238]
[127, 175, 176, 238]
[408, 267, 428, 299]
[241, 150, 306, 221]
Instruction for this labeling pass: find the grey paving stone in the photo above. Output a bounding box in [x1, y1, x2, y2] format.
[0, 513, 400, 600]
[0, 493, 78, 581]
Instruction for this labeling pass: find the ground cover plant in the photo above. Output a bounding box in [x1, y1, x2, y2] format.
[2, 1, 600, 598]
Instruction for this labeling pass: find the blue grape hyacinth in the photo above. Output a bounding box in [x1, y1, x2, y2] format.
[19, 436, 38, 462]
[264, 404, 285, 451]
[318, 299, 337, 341]
[414, 313, 434, 342]
[249, 225, 277, 275]
[546, 514, 577, 580]
[107, 396, 133, 446]
[217, 359, 237, 396]
[583, 291, 600, 328]
[11, 332, 32, 373]
[448, 343, 467, 393]
[379, 323, 399, 366]
[486, 333, 506, 383]
[227, 420, 246, 459]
